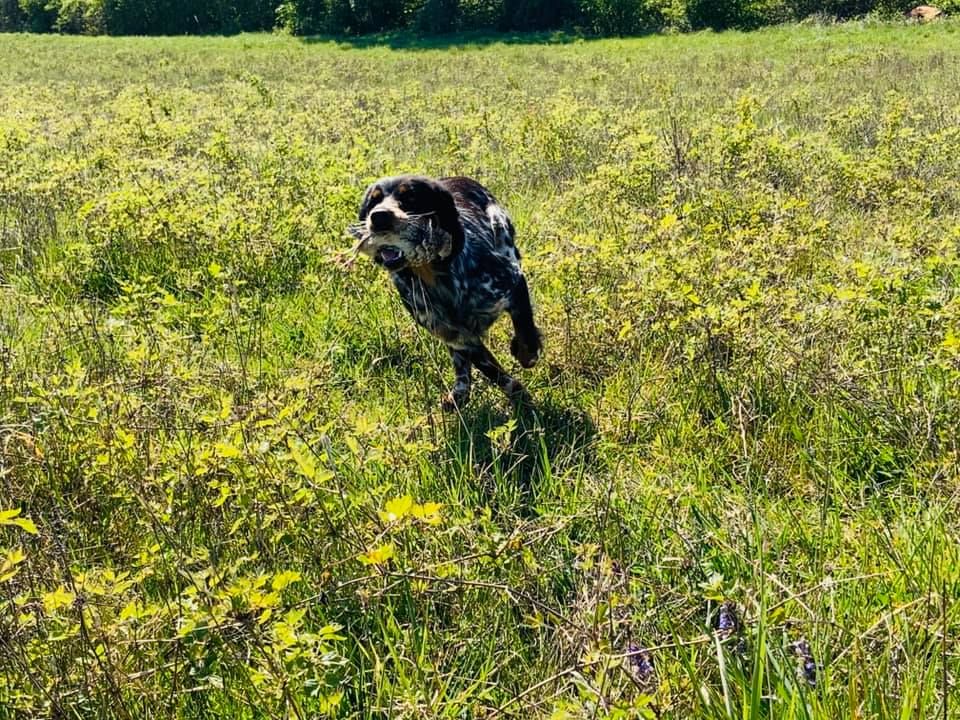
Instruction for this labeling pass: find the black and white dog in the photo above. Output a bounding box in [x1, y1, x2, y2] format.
[348, 175, 542, 410]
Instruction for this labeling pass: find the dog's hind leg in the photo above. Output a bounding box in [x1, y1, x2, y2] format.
[469, 343, 532, 407]
[441, 348, 472, 412]
[508, 275, 543, 369]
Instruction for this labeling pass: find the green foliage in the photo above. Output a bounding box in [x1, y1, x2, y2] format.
[3, 0, 956, 35]
[1, 0, 276, 33]
[687, 0, 793, 29]
[2, 22, 960, 719]
[15, 0, 56, 31]
[415, 0, 459, 33]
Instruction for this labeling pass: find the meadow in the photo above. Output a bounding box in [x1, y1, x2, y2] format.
[1, 20, 959, 719]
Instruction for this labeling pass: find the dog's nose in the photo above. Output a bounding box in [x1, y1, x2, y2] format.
[369, 210, 394, 232]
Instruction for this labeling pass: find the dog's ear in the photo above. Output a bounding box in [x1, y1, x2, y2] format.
[429, 182, 465, 258]
[358, 183, 384, 221]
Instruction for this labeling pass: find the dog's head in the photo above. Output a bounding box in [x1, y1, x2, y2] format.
[347, 176, 465, 272]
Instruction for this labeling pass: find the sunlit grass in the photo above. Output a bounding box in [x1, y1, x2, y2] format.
[1, 20, 959, 719]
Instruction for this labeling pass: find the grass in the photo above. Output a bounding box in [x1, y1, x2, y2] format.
[1, 18, 959, 719]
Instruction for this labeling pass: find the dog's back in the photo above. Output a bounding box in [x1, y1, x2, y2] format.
[439, 177, 519, 259]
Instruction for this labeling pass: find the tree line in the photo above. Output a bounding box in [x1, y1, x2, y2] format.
[0, 0, 945, 37]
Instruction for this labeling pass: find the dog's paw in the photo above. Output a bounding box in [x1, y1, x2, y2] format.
[510, 331, 543, 369]
[504, 379, 534, 409]
[441, 389, 469, 413]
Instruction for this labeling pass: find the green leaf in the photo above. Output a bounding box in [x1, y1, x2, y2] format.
[378, 495, 413, 523]
[271, 570, 302, 591]
[287, 438, 316, 479]
[0, 509, 38, 535]
[10, 517, 37, 535]
[215, 441, 242, 459]
[43, 586, 75, 614]
[359, 543, 394, 566]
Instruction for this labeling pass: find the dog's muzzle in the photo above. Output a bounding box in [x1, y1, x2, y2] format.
[347, 214, 451, 271]
[369, 210, 394, 232]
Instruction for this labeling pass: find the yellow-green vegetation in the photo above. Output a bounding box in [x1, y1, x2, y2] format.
[2, 21, 960, 719]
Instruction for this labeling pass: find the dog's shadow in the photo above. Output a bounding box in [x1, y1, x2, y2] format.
[432, 393, 598, 514]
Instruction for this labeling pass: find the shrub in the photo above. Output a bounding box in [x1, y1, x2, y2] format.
[17, 0, 56, 31]
[579, 0, 662, 34]
[0, 0, 24, 29]
[6, 1, 958, 39]
[687, 0, 792, 29]
[415, 0, 460, 32]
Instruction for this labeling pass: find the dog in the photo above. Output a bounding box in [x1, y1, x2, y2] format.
[347, 175, 542, 411]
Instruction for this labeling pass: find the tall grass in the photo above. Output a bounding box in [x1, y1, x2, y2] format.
[1, 21, 959, 719]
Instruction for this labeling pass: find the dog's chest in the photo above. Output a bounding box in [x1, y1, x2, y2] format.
[391, 242, 519, 346]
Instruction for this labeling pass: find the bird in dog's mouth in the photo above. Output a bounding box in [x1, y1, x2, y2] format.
[346, 224, 405, 270]
[346, 215, 452, 272]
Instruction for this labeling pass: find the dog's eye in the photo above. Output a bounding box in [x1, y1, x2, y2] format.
[369, 188, 383, 203]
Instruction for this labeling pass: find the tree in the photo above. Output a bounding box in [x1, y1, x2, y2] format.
[417, 0, 459, 32]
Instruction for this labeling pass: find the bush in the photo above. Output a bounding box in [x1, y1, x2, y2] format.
[351, 0, 409, 32]
[579, 0, 656, 34]
[277, 0, 328, 34]
[0, 0, 24, 30]
[52, 0, 106, 33]
[786, 0, 915, 19]
[500, 0, 578, 30]
[687, 0, 792, 29]
[415, 0, 460, 33]
[102, 0, 276, 35]
[17, 0, 57, 31]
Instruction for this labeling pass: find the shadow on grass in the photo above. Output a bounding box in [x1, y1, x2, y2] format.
[299, 29, 612, 50]
[438, 392, 598, 513]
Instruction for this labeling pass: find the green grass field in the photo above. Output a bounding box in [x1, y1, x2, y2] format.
[1, 20, 960, 719]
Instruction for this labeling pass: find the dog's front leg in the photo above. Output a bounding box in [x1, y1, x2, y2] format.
[441, 348, 472, 412]
[469, 343, 532, 407]
[508, 275, 543, 369]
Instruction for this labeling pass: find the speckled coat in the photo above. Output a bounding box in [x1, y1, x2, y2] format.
[352, 174, 542, 409]
[389, 178, 522, 350]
